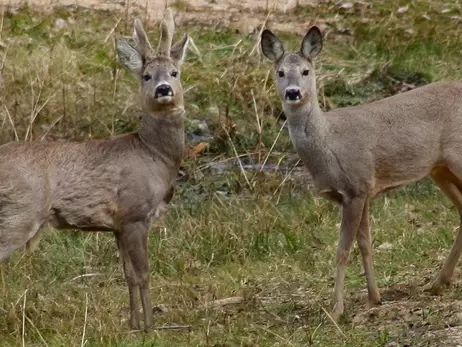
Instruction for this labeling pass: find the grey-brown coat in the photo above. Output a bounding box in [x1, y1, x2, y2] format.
[261, 26, 462, 320]
[0, 9, 189, 332]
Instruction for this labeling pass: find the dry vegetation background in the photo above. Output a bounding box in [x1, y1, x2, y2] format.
[0, 0, 462, 346]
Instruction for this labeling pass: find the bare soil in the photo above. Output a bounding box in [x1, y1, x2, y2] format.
[1, 0, 320, 28]
[1, 0, 318, 13]
[0, 0, 331, 40]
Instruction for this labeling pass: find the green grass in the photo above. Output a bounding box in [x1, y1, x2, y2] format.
[1, 0, 462, 346]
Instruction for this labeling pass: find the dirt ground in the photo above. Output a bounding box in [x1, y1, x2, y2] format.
[0, 0, 325, 36]
[0, 0, 320, 22]
[1, 0, 319, 12]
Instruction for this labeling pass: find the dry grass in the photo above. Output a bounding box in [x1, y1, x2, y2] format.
[1, 0, 462, 346]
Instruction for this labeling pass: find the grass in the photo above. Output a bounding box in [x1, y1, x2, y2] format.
[1, 0, 462, 346]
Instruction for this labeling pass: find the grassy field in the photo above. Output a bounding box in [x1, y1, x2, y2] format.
[1, 0, 462, 346]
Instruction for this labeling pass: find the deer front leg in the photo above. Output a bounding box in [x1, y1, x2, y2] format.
[120, 222, 153, 332]
[331, 196, 366, 321]
[355, 200, 381, 307]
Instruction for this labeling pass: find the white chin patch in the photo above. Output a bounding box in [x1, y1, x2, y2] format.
[285, 98, 302, 105]
[155, 95, 173, 104]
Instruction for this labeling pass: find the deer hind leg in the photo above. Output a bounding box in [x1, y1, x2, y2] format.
[115, 231, 141, 331]
[117, 222, 153, 332]
[25, 222, 46, 253]
[429, 167, 462, 294]
[0, 217, 43, 263]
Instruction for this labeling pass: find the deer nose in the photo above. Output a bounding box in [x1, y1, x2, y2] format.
[155, 84, 173, 98]
[285, 88, 301, 101]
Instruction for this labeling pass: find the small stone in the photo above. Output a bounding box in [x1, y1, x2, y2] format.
[339, 3, 353, 10]
[55, 18, 68, 29]
[377, 242, 393, 251]
[397, 6, 409, 14]
[152, 304, 169, 314]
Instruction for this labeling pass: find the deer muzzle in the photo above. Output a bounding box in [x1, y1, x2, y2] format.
[285, 87, 302, 104]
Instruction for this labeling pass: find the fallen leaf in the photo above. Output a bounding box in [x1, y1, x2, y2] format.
[188, 142, 208, 157]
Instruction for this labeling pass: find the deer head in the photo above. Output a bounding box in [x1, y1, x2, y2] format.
[116, 10, 189, 113]
[261, 27, 323, 112]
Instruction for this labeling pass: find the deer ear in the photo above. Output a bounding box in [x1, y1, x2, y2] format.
[170, 34, 189, 65]
[301, 26, 323, 59]
[116, 38, 143, 74]
[261, 29, 284, 62]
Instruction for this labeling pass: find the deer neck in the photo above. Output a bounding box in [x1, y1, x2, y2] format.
[138, 107, 185, 172]
[285, 91, 338, 182]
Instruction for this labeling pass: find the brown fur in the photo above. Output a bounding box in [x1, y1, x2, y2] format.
[261, 27, 462, 320]
[0, 9, 189, 332]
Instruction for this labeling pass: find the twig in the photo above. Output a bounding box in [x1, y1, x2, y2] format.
[183, 83, 197, 95]
[22, 290, 27, 347]
[210, 41, 242, 52]
[272, 159, 301, 200]
[258, 326, 296, 346]
[4, 105, 18, 141]
[69, 273, 104, 283]
[104, 17, 122, 43]
[205, 296, 243, 308]
[187, 37, 202, 61]
[251, 89, 263, 164]
[320, 305, 347, 339]
[193, 152, 261, 174]
[25, 97, 51, 141]
[223, 126, 252, 190]
[80, 293, 89, 347]
[40, 114, 64, 141]
[155, 324, 192, 330]
[0, 265, 6, 298]
[25, 315, 49, 347]
[0, 42, 9, 70]
[257, 298, 285, 323]
[230, 39, 243, 58]
[0, 5, 4, 43]
[249, 10, 272, 56]
[259, 119, 287, 172]
[310, 321, 323, 344]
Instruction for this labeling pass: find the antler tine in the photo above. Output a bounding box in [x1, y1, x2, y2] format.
[157, 8, 175, 56]
[133, 18, 154, 57]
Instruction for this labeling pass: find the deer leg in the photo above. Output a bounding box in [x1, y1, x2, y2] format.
[120, 222, 153, 332]
[25, 226, 44, 253]
[332, 196, 367, 320]
[355, 199, 381, 307]
[429, 168, 462, 293]
[115, 232, 141, 330]
[0, 216, 43, 262]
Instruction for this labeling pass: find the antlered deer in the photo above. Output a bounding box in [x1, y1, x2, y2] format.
[0, 9, 189, 331]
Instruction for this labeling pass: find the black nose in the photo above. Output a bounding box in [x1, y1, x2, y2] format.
[155, 84, 173, 98]
[285, 88, 301, 101]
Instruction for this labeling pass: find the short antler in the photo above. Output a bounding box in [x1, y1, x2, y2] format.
[157, 9, 175, 56]
[133, 18, 153, 57]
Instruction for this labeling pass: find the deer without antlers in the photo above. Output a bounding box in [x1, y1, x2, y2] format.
[261, 26, 462, 320]
[0, 10, 189, 331]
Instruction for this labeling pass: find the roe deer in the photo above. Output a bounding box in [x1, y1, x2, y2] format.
[0, 9, 189, 331]
[261, 27, 462, 320]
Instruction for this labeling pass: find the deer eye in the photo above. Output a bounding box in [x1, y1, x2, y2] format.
[142, 74, 152, 81]
[302, 69, 309, 76]
[171, 71, 178, 78]
[277, 70, 285, 78]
